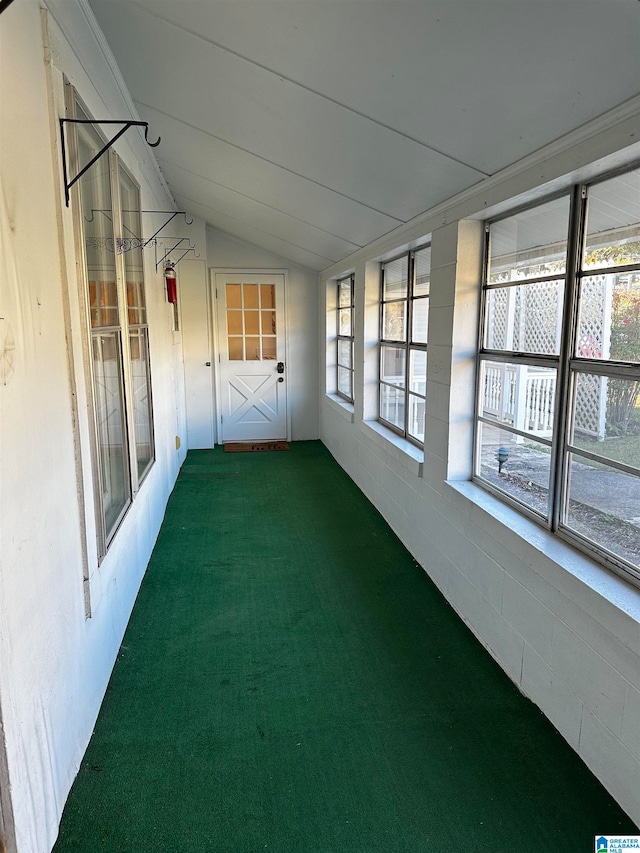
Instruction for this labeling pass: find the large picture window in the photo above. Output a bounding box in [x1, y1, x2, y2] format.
[475, 165, 640, 584]
[379, 247, 430, 444]
[69, 92, 155, 555]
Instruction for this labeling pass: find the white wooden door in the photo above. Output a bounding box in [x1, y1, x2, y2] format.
[215, 273, 287, 442]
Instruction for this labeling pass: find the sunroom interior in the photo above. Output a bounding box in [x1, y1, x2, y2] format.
[1, 1, 639, 850]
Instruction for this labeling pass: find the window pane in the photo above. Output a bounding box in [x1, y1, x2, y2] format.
[485, 281, 564, 355]
[583, 168, 640, 270]
[262, 311, 276, 336]
[407, 394, 425, 444]
[119, 170, 146, 326]
[488, 195, 570, 283]
[338, 279, 353, 307]
[380, 384, 405, 430]
[77, 122, 118, 329]
[244, 311, 260, 335]
[92, 333, 130, 537]
[412, 297, 429, 344]
[383, 256, 408, 300]
[577, 277, 640, 363]
[564, 454, 640, 570]
[382, 301, 406, 341]
[245, 337, 261, 360]
[227, 311, 243, 335]
[228, 337, 243, 360]
[339, 307, 352, 337]
[260, 284, 275, 308]
[338, 339, 352, 369]
[414, 247, 431, 297]
[226, 284, 242, 309]
[262, 337, 276, 360]
[338, 366, 352, 398]
[570, 372, 640, 468]
[476, 422, 550, 518]
[381, 346, 406, 388]
[409, 349, 426, 396]
[130, 329, 153, 480]
[244, 284, 259, 308]
[480, 360, 556, 438]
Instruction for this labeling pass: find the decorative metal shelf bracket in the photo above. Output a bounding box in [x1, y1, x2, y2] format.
[60, 119, 160, 207]
[141, 211, 194, 246]
[155, 237, 200, 270]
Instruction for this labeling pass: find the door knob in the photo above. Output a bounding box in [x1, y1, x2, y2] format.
[277, 362, 285, 374]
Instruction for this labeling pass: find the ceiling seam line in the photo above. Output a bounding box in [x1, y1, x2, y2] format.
[129, 1, 491, 177]
[178, 193, 339, 263]
[157, 158, 364, 248]
[137, 100, 407, 224]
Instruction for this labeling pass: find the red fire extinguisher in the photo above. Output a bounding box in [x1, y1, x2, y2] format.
[164, 261, 177, 304]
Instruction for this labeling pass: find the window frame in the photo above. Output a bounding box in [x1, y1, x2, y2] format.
[379, 246, 430, 446]
[336, 274, 355, 403]
[474, 164, 640, 586]
[66, 85, 155, 559]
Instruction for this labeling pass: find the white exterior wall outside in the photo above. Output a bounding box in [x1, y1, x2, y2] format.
[319, 124, 640, 822]
[0, 2, 187, 850]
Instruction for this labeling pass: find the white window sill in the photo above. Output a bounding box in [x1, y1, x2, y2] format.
[325, 393, 354, 422]
[363, 420, 423, 477]
[444, 479, 640, 631]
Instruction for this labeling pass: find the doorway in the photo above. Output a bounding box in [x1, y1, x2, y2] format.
[214, 272, 288, 443]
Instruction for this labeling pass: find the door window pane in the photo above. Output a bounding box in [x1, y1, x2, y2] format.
[244, 311, 260, 335]
[227, 311, 243, 335]
[261, 284, 275, 308]
[262, 337, 277, 360]
[244, 284, 259, 308]
[226, 284, 242, 308]
[228, 337, 243, 360]
[245, 337, 261, 360]
[262, 311, 276, 336]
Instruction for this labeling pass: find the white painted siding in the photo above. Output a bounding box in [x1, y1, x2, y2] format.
[0, 2, 187, 850]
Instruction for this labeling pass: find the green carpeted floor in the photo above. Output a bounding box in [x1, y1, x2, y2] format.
[54, 442, 637, 852]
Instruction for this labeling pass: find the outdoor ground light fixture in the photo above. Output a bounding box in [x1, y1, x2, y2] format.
[496, 446, 509, 473]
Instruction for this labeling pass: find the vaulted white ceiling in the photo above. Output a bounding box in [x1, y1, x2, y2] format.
[89, 0, 640, 271]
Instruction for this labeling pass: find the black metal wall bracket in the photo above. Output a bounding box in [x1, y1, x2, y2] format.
[60, 119, 160, 207]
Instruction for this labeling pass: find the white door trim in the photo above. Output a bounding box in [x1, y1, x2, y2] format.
[210, 269, 291, 444]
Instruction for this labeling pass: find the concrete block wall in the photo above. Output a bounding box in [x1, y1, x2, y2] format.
[319, 130, 640, 821]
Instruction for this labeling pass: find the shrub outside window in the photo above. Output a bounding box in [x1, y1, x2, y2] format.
[475, 166, 640, 584]
[379, 247, 430, 445]
[336, 275, 354, 402]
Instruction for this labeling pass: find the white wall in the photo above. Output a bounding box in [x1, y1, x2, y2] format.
[0, 2, 187, 850]
[319, 109, 640, 823]
[204, 228, 320, 442]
